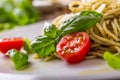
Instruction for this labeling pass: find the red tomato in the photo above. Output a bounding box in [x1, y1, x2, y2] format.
[0, 37, 24, 54]
[56, 32, 91, 64]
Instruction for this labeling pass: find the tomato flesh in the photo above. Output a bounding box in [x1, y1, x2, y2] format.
[0, 37, 24, 54]
[56, 32, 91, 63]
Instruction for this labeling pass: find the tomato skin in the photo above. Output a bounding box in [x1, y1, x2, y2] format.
[56, 32, 91, 64]
[0, 37, 24, 54]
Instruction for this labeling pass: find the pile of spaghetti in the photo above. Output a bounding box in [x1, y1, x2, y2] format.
[53, 0, 120, 59]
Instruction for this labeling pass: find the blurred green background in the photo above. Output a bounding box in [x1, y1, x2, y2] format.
[0, 0, 72, 32]
[0, 0, 40, 32]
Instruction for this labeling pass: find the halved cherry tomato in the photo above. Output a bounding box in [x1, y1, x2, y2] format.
[0, 37, 24, 54]
[56, 32, 91, 64]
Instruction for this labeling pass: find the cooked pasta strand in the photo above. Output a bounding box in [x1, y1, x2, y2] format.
[53, 0, 120, 59]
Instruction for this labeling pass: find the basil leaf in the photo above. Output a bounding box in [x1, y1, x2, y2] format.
[59, 11, 103, 36]
[35, 43, 55, 57]
[103, 51, 120, 70]
[23, 38, 33, 54]
[31, 36, 55, 57]
[31, 11, 102, 59]
[44, 24, 58, 38]
[7, 49, 29, 70]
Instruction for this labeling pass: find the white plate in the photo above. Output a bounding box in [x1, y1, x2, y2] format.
[0, 21, 120, 80]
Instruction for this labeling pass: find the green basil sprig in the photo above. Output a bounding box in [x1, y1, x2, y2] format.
[31, 11, 103, 58]
[31, 23, 57, 58]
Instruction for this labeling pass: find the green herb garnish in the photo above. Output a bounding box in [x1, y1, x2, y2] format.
[31, 36, 56, 58]
[23, 38, 34, 54]
[7, 49, 29, 70]
[31, 11, 103, 59]
[59, 11, 102, 36]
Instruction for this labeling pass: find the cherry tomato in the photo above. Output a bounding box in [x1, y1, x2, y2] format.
[56, 32, 91, 64]
[0, 37, 24, 54]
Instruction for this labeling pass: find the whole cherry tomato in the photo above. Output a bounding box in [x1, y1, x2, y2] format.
[56, 32, 91, 64]
[0, 37, 24, 54]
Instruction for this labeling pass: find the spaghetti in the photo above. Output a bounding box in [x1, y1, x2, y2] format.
[53, 0, 120, 59]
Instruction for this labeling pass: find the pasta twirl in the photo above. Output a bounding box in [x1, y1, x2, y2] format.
[53, 0, 120, 59]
